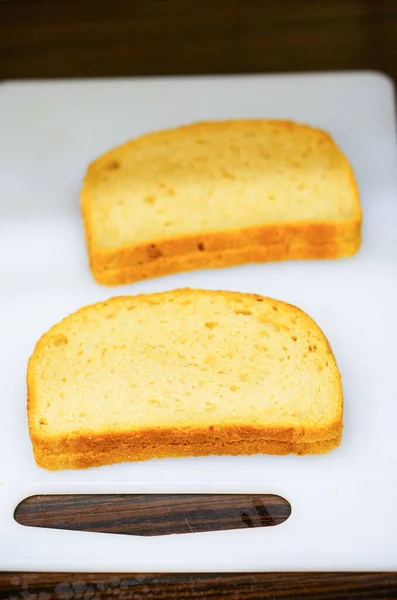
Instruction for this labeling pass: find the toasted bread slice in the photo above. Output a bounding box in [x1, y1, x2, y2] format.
[81, 119, 361, 285]
[28, 289, 343, 470]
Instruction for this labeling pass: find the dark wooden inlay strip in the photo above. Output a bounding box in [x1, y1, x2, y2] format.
[14, 493, 291, 536]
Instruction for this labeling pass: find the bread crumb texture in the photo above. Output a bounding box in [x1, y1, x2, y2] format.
[81, 119, 361, 285]
[27, 289, 343, 470]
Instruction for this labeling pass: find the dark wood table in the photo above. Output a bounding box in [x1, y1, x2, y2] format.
[2, 570, 397, 600]
[1, 1, 397, 597]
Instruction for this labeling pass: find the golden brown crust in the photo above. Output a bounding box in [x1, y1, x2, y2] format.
[31, 432, 342, 471]
[80, 119, 362, 286]
[27, 289, 343, 470]
[87, 219, 361, 286]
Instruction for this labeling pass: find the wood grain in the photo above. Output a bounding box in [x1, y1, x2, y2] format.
[2, 572, 397, 600]
[1, 0, 397, 81]
[14, 494, 290, 535]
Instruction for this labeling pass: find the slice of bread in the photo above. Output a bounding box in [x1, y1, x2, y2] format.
[27, 289, 343, 470]
[81, 119, 361, 286]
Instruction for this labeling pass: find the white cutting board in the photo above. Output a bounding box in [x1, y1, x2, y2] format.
[0, 72, 396, 572]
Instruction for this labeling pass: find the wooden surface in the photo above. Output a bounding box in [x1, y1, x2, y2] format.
[2, 0, 397, 597]
[2, 572, 397, 600]
[1, 0, 397, 81]
[14, 494, 291, 535]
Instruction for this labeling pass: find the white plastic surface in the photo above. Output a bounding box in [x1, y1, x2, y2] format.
[1, 72, 397, 572]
